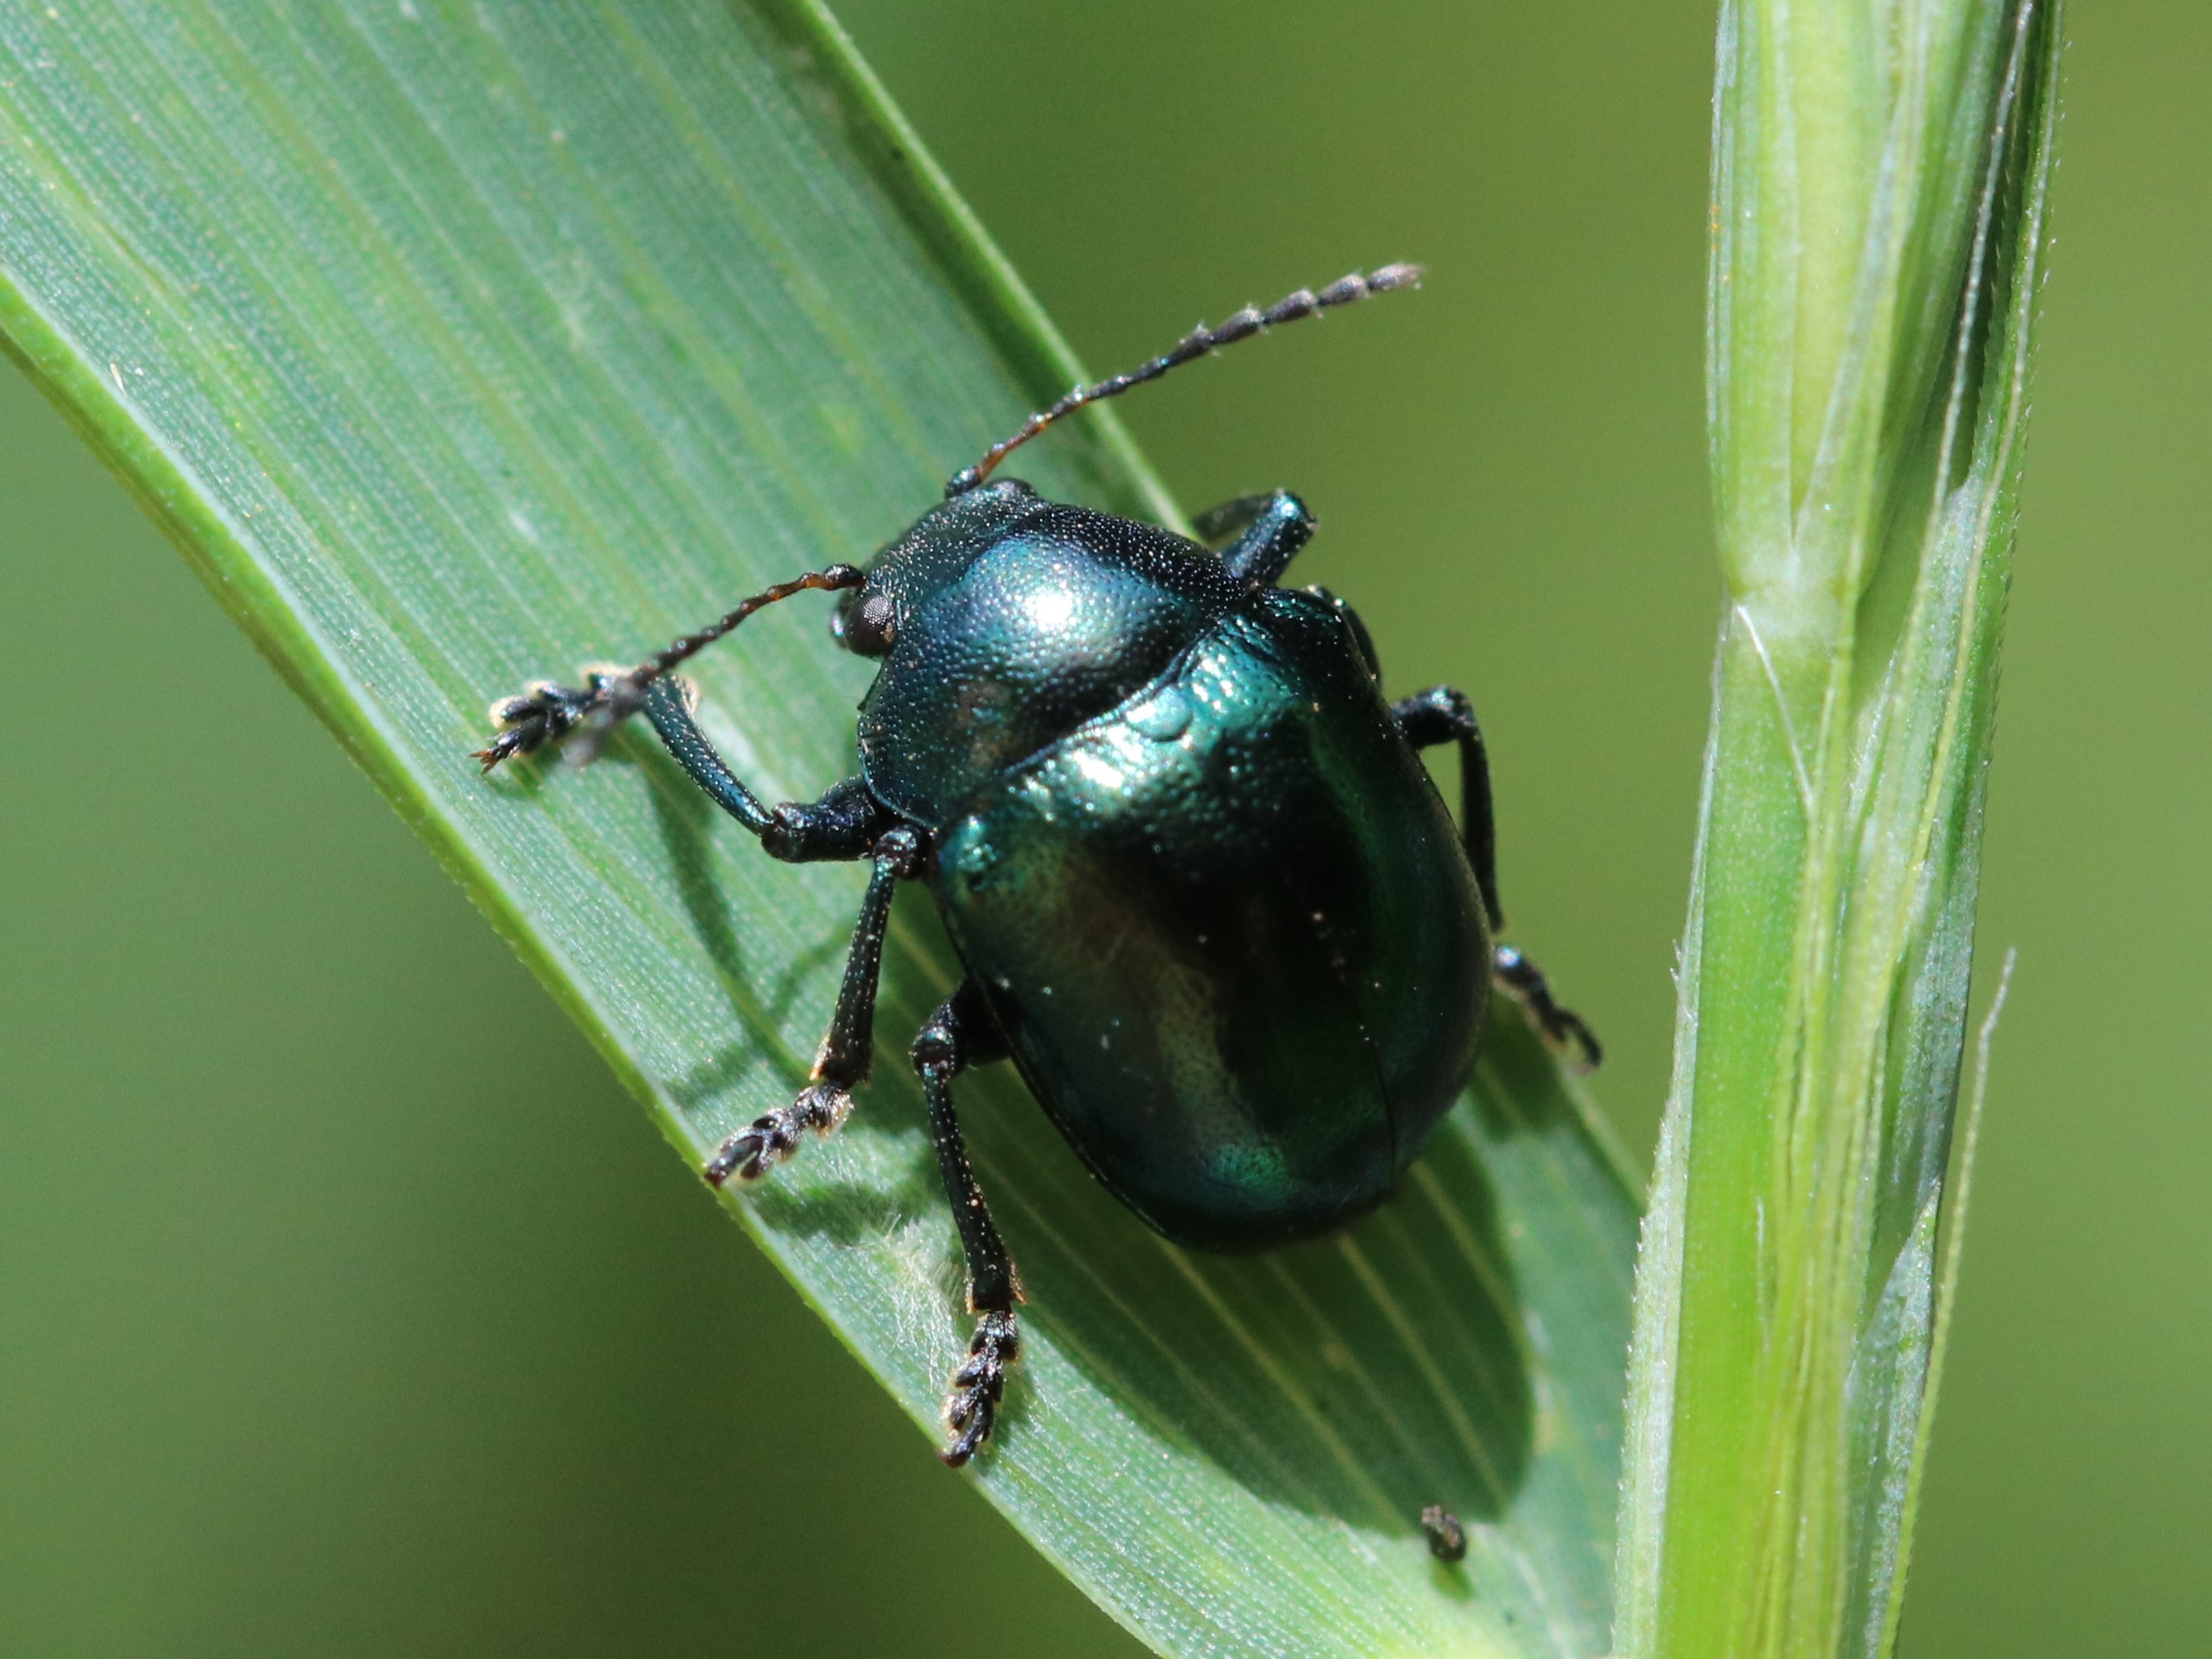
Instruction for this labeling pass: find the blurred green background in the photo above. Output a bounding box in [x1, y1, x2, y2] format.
[0, 2, 2199, 1653]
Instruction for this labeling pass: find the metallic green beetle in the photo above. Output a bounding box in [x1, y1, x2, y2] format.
[476, 267, 1595, 1466]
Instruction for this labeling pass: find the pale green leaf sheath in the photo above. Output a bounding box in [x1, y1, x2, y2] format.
[1614, 4, 2062, 1659]
[0, 5, 1639, 1654]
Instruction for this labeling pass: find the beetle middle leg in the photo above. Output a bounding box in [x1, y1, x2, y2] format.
[700, 821, 922, 1184]
[1393, 686, 1602, 1066]
[618, 678, 920, 1182]
[910, 981, 1023, 1467]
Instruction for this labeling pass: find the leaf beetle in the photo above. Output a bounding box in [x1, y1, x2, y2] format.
[477, 266, 1597, 1466]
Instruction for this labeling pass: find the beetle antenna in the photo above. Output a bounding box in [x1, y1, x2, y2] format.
[944, 263, 1424, 496]
[627, 564, 867, 688]
[474, 564, 865, 772]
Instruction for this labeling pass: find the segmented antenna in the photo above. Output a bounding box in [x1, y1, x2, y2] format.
[627, 564, 865, 688]
[944, 263, 1424, 496]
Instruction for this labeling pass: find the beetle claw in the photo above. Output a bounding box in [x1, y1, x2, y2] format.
[1545, 1007, 1603, 1070]
[703, 1083, 852, 1186]
[939, 1307, 1019, 1467]
[1522, 993, 1602, 1069]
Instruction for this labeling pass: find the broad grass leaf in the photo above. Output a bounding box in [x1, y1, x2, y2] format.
[0, 5, 1638, 1653]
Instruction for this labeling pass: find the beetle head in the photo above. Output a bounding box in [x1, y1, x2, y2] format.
[832, 478, 1037, 658]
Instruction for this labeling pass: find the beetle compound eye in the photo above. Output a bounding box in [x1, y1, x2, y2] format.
[839, 590, 899, 657]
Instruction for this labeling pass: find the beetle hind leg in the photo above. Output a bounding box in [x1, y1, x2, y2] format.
[703, 825, 922, 1184]
[910, 981, 1023, 1467]
[1393, 686, 1602, 1068]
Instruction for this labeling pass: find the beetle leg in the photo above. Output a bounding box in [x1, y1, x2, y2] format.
[1391, 686, 1503, 928]
[910, 982, 1022, 1467]
[703, 825, 924, 1184]
[1393, 686, 1602, 1067]
[1191, 492, 1277, 545]
[1196, 489, 1316, 585]
[638, 678, 897, 861]
[1492, 945, 1602, 1069]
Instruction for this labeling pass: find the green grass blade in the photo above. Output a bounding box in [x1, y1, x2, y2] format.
[1613, 3, 2062, 1657]
[0, 5, 1639, 1653]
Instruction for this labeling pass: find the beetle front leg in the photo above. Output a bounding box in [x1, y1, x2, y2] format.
[703, 825, 924, 1184]
[1393, 686, 1602, 1067]
[638, 678, 896, 861]
[910, 981, 1022, 1467]
[1193, 489, 1316, 586]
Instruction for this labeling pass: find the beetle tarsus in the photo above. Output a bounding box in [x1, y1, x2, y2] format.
[474, 670, 644, 772]
[1493, 944, 1602, 1069]
[475, 679, 595, 770]
[941, 1306, 1020, 1467]
[703, 1083, 853, 1185]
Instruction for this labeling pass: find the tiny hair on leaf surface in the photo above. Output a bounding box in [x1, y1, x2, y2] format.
[0, 3, 1639, 1655]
